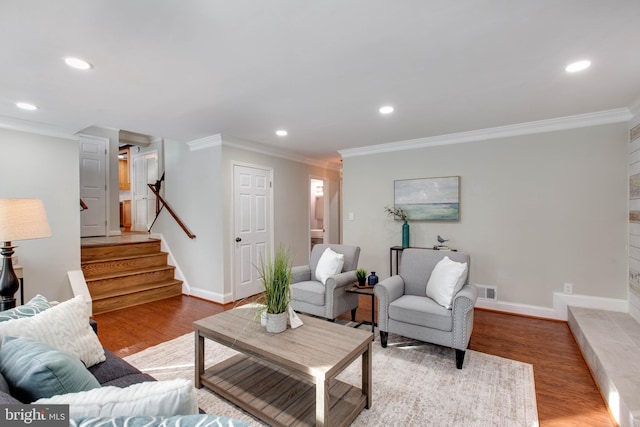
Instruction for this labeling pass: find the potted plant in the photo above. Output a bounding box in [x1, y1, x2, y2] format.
[257, 246, 293, 333]
[356, 268, 368, 287]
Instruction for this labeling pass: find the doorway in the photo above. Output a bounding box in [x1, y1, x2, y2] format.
[310, 178, 327, 250]
[233, 164, 273, 300]
[79, 134, 108, 237]
[131, 151, 158, 232]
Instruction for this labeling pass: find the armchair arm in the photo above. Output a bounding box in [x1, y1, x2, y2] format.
[323, 271, 358, 319]
[291, 265, 311, 284]
[324, 270, 357, 291]
[451, 284, 478, 350]
[374, 275, 405, 332]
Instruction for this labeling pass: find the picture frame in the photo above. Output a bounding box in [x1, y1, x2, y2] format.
[394, 176, 460, 221]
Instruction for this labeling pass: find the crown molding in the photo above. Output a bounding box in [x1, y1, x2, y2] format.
[186, 134, 222, 151]
[221, 135, 342, 171]
[339, 108, 633, 159]
[0, 115, 77, 141]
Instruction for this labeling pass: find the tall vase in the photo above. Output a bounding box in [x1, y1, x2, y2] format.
[402, 220, 410, 248]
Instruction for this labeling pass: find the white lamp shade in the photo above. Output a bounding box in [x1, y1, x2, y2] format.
[0, 199, 51, 242]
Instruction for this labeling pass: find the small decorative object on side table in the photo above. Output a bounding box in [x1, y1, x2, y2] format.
[384, 205, 410, 248]
[356, 268, 368, 287]
[367, 271, 378, 286]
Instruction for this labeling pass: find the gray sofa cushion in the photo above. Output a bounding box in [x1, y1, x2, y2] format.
[290, 281, 326, 306]
[88, 349, 154, 387]
[0, 389, 20, 404]
[388, 295, 453, 332]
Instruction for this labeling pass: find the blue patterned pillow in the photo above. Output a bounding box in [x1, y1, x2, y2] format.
[0, 294, 51, 322]
[70, 415, 253, 427]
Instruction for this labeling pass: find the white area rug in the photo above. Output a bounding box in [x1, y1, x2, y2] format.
[124, 332, 538, 426]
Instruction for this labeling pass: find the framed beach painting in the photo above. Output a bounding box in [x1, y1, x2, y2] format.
[394, 176, 460, 221]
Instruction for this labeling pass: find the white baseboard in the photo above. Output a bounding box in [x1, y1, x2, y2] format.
[475, 292, 628, 321]
[475, 299, 556, 319]
[187, 287, 233, 304]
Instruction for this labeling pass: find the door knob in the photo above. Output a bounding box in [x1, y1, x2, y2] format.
[235, 237, 242, 242]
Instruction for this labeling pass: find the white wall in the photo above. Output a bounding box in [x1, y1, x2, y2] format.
[343, 123, 628, 309]
[0, 128, 80, 302]
[220, 138, 342, 301]
[222, 142, 340, 265]
[155, 138, 225, 302]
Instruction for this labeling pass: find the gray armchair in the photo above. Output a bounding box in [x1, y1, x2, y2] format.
[290, 244, 360, 321]
[374, 248, 478, 368]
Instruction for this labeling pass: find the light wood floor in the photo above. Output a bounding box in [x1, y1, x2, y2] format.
[93, 295, 615, 427]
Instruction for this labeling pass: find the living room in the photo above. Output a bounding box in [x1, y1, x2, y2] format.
[1, 2, 639, 426]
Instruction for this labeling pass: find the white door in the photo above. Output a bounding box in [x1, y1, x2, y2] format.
[132, 151, 158, 232]
[234, 164, 273, 300]
[79, 135, 107, 237]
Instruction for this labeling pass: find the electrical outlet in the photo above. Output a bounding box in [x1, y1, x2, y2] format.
[348, 212, 354, 220]
[564, 283, 573, 295]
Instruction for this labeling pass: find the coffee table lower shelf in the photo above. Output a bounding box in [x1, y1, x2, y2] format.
[200, 353, 366, 427]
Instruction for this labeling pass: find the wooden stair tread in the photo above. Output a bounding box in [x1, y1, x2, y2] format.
[81, 252, 168, 265]
[84, 265, 176, 281]
[91, 279, 183, 301]
[80, 238, 161, 249]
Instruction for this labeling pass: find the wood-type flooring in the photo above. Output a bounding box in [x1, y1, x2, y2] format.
[93, 294, 615, 427]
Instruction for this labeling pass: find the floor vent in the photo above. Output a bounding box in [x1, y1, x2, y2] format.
[476, 284, 497, 300]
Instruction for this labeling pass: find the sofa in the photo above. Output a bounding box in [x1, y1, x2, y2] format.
[0, 294, 251, 427]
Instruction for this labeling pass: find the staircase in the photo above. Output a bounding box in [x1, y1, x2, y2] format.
[81, 239, 183, 315]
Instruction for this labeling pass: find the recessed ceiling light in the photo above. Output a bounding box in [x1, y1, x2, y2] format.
[16, 102, 38, 111]
[379, 106, 394, 114]
[565, 60, 591, 73]
[64, 57, 93, 70]
[275, 130, 288, 136]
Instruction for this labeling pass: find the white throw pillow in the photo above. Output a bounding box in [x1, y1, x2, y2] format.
[315, 248, 345, 285]
[35, 378, 198, 418]
[0, 295, 105, 367]
[426, 256, 469, 309]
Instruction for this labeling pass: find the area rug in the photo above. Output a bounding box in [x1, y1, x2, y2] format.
[124, 332, 538, 427]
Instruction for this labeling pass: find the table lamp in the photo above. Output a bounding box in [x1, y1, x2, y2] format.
[0, 199, 51, 311]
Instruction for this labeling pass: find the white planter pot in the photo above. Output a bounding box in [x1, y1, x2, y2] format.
[265, 312, 287, 333]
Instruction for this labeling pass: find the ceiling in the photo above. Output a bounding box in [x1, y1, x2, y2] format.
[2, 1, 640, 164]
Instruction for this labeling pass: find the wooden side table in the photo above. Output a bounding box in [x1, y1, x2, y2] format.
[346, 285, 376, 340]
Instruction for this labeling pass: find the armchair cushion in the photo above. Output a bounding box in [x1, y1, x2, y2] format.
[426, 256, 469, 309]
[290, 281, 326, 306]
[315, 248, 344, 285]
[388, 295, 453, 331]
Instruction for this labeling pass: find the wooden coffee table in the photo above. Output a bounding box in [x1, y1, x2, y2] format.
[193, 304, 372, 427]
